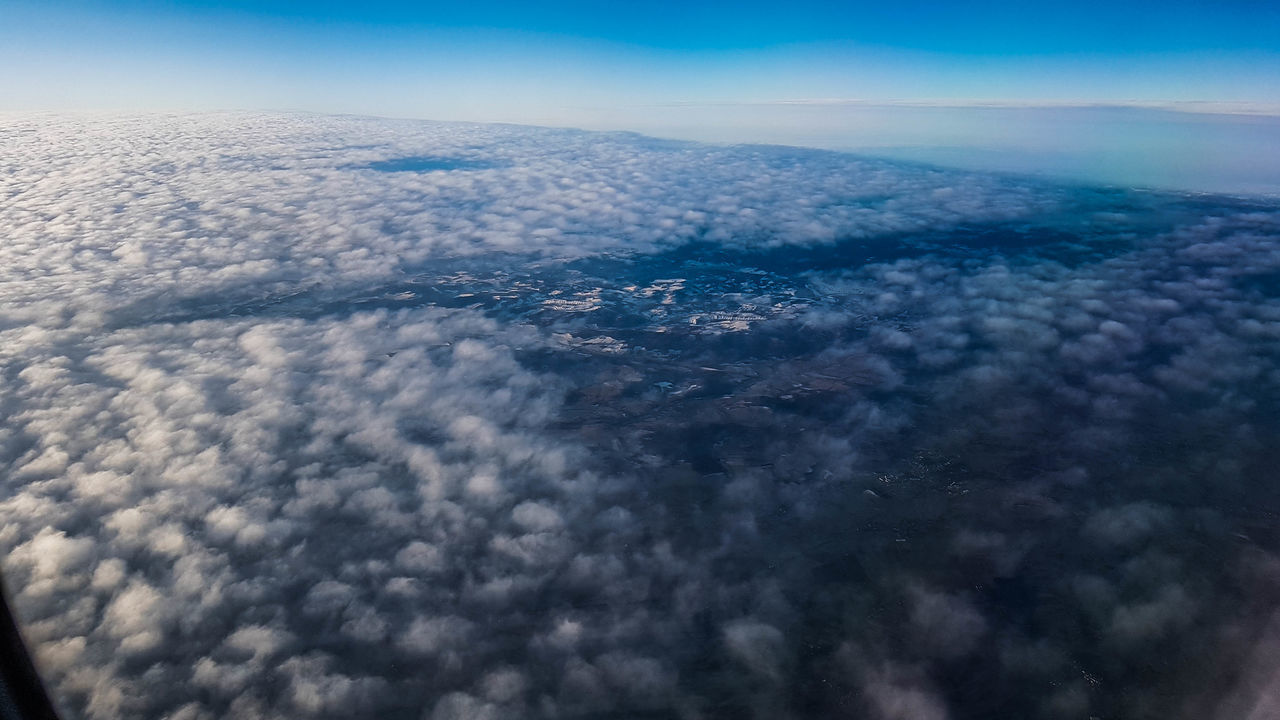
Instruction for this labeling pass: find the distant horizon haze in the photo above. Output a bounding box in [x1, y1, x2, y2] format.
[6, 0, 1279, 195]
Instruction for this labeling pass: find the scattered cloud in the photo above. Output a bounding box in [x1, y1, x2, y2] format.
[1, 112, 1279, 720]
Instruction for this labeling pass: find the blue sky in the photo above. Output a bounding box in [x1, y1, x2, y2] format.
[4, 0, 1280, 195]
[4, 0, 1279, 119]
[22, 0, 1280, 53]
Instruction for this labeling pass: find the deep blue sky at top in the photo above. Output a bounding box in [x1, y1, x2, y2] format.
[148, 0, 1280, 54]
[2, 0, 1279, 123]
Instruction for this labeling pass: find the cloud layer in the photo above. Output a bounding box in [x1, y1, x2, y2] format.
[2, 112, 1280, 719]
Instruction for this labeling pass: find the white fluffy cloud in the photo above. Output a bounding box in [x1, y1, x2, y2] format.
[2, 112, 1280, 720]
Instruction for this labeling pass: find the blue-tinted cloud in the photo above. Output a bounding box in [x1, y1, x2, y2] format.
[2, 113, 1280, 720]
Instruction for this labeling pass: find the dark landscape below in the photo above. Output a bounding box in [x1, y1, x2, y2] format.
[1, 113, 1279, 720]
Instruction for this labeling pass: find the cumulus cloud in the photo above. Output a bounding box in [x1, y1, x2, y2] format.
[0, 111, 1279, 720]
